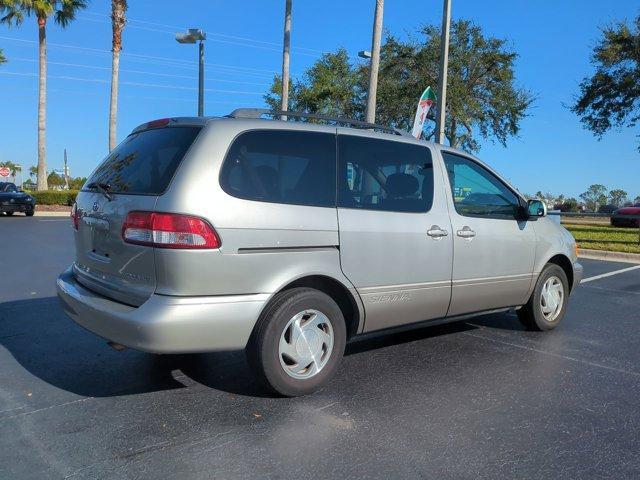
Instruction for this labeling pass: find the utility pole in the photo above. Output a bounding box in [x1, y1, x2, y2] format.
[281, 0, 292, 119]
[198, 40, 205, 117]
[365, 0, 384, 124]
[63, 148, 69, 189]
[434, 0, 451, 144]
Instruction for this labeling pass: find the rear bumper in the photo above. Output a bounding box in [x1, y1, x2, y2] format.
[56, 267, 268, 353]
[572, 261, 583, 292]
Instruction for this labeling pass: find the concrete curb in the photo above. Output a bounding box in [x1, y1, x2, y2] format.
[579, 249, 640, 264]
[34, 211, 69, 217]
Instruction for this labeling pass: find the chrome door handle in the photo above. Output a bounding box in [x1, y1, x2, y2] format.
[456, 226, 476, 238]
[427, 225, 449, 238]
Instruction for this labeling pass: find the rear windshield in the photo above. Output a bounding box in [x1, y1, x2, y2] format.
[84, 126, 201, 195]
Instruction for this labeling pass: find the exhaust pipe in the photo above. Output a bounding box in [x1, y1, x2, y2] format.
[107, 341, 127, 351]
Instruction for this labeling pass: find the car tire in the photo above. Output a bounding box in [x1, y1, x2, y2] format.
[5, 211, 14, 216]
[25, 210, 34, 217]
[247, 287, 346, 397]
[518, 264, 569, 331]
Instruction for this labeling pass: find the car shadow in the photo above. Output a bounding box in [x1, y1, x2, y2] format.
[0, 296, 524, 399]
[465, 310, 528, 331]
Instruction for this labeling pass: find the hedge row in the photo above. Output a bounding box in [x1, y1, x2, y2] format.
[28, 190, 79, 206]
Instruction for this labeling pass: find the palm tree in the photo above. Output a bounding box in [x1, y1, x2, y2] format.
[11, 162, 21, 184]
[0, 48, 6, 64]
[109, 0, 127, 151]
[0, 0, 88, 191]
[29, 165, 38, 182]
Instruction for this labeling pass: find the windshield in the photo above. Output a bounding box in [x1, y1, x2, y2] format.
[84, 127, 201, 195]
[0, 183, 17, 192]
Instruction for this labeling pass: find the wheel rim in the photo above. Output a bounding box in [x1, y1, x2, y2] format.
[278, 309, 334, 380]
[540, 275, 564, 322]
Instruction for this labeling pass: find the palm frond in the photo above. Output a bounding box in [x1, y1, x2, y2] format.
[0, 0, 26, 27]
[54, 0, 87, 27]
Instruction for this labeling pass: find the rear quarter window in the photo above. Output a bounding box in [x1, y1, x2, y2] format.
[85, 126, 201, 195]
[219, 130, 336, 208]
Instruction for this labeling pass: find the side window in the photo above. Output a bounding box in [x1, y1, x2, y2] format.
[220, 130, 336, 208]
[338, 135, 434, 213]
[441, 152, 520, 218]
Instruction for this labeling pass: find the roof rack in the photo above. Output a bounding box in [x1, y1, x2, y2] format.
[227, 108, 412, 138]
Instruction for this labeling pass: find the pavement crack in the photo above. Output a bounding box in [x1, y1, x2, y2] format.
[461, 330, 640, 378]
[315, 401, 339, 411]
[116, 440, 174, 460]
[0, 397, 94, 422]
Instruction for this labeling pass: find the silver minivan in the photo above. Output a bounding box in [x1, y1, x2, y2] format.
[57, 109, 583, 396]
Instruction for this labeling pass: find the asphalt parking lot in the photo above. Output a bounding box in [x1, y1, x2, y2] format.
[1, 216, 639, 479]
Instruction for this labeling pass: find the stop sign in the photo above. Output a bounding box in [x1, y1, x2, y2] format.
[0, 167, 10, 177]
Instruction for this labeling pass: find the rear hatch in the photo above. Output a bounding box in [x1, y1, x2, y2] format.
[73, 124, 202, 306]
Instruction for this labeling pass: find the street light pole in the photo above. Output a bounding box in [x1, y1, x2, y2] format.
[63, 148, 69, 189]
[175, 28, 207, 117]
[365, 0, 384, 124]
[198, 40, 205, 117]
[434, 0, 451, 144]
[281, 0, 292, 118]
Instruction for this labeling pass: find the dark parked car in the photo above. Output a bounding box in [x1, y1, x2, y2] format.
[0, 182, 36, 216]
[611, 204, 640, 228]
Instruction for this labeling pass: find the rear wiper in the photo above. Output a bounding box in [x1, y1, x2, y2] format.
[87, 182, 113, 201]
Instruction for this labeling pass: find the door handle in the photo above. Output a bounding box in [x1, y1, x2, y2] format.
[456, 226, 476, 239]
[427, 225, 449, 238]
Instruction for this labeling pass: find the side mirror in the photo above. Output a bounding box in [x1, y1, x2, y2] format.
[527, 199, 547, 218]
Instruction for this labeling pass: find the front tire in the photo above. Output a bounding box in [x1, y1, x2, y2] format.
[5, 211, 14, 216]
[247, 288, 346, 397]
[518, 264, 569, 331]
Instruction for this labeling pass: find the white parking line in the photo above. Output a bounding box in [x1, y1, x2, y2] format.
[581, 265, 640, 284]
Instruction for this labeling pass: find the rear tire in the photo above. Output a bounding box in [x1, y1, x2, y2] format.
[5, 211, 14, 216]
[25, 210, 34, 217]
[518, 264, 569, 331]
[247, 287, 346, 397]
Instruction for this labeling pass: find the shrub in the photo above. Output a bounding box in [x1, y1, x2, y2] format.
[28, 190, 79, 206]
[555, 198, 579, 212]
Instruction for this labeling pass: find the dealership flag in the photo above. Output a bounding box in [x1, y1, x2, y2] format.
[411, 86, 436, 139]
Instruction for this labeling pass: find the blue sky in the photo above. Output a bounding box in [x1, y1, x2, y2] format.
[0, 0, 638, 199]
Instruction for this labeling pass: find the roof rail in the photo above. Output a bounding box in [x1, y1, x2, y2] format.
[227, 108, 412, 138]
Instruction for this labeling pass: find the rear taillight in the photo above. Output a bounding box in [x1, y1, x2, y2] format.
[122, 211, 220, 249]
[71, 202, 79, 230]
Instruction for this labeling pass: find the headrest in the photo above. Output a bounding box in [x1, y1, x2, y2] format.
[386, 173, 419, 197]
[255, 165, 279, 195]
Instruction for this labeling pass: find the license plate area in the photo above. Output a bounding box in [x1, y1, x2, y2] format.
[84, 216, 112, 259]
